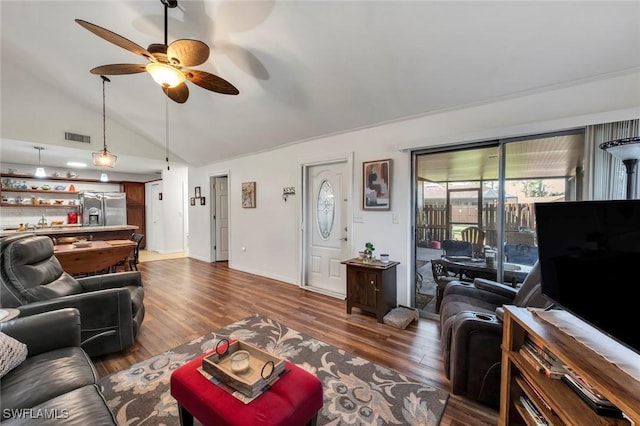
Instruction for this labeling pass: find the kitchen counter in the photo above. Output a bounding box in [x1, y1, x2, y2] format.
[0, 225, 138, 239]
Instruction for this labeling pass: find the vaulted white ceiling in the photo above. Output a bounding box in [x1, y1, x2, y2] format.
[2, 1, 639, 175]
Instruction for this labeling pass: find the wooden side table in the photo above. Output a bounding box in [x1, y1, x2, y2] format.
[342, 258, 400, 323]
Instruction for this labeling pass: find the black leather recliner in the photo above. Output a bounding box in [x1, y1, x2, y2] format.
[438, 261, 551, 407]
[0, 234, 144, 357]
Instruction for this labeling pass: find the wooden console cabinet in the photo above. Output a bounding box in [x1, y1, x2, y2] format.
[342, 258, 399, 323]
[499, 305, 640, 425]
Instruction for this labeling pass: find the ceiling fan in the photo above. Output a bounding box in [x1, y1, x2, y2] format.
[76, 0, 239, 103]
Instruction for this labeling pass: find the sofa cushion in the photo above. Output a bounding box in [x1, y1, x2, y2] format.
[0, 332, 27, 378]
[0, 347, 97, 417]
[1, 385, 117, 425]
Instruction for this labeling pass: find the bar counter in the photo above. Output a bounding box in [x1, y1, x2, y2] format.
[0, 225, 138, 240]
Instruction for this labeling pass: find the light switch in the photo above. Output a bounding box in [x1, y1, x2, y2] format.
[392, 213, 399, 224]
[353, 214, 364, 223]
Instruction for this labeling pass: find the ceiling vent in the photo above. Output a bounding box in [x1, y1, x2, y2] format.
[65, 132, 91, 144]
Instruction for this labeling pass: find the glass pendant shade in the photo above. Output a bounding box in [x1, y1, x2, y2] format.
[100, 172, 109, 182]
[146, 63, 186, 88]
[92, 149, 117, 168]
[34, 146, 46, 178]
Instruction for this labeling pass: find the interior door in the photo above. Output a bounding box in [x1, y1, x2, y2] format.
[304, 161, 349, 297]
[215, 177, 229, 261]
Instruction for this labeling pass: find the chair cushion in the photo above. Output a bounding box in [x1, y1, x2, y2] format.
[0, 332, 27, 378]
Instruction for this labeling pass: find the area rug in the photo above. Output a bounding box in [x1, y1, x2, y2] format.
[100, 314, 449, 425]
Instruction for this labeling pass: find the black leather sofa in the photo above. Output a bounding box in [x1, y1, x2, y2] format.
[0, 234, 144, 357]
[0, 308, 117, 425]
[438, 261, 551, 407]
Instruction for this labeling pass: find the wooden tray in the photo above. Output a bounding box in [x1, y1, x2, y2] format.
[202, 340, 286, 398]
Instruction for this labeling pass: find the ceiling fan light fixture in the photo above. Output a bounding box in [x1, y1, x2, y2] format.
[146, 62, 185, 88]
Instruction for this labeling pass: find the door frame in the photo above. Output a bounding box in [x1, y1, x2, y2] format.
[298, 152, 354, 296]
[208, 171, 230, 263]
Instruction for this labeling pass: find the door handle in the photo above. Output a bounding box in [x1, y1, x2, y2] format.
[340, 237, 348, 241]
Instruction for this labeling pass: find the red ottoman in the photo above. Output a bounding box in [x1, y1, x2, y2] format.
[170, 352, 323, 426]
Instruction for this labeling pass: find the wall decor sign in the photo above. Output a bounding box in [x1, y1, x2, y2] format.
[363, 159, 391, 210]
[242, 182, 256, 208]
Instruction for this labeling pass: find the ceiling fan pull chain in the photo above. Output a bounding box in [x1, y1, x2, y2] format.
[165, 96, 170, 170]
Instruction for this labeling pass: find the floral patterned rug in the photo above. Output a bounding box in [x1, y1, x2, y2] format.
[100, 314, 449, 425]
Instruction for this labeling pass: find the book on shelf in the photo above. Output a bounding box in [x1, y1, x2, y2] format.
[563, 365, 615, 406]
[520, 374, 553, 413]
[519, 345, 565, 379]
[524, 337, 561, 366]
[519, 395, 549, 426]
[561, 374, 624, 418]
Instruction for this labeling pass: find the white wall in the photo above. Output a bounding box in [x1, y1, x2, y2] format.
[188, 71, 640, 307]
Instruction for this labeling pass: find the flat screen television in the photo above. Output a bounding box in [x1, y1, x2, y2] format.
[535, 200, 640, 355]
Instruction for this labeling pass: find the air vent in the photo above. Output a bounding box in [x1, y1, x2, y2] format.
[64, 132, 91, 144]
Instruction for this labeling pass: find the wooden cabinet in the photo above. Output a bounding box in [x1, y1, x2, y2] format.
[342, 258, 399, 323]
[120, 182, 146, 249]
[499, 305, 640, 425]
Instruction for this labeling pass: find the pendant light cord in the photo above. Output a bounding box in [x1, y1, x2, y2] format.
[101, 75, 110, 154]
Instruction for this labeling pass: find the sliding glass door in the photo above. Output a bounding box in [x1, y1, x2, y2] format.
[412, 130, 585, 318]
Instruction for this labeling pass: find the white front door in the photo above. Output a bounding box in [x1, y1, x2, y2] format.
[304, 161, 349, 297]
[215, 177, 229, 261]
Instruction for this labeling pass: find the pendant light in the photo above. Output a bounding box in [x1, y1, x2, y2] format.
[34, 146, 46, 178]
[100, 173, 109, 182]
[92, 75, 117, 168]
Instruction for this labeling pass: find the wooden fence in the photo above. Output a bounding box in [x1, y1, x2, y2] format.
[417, 202, 537, 247]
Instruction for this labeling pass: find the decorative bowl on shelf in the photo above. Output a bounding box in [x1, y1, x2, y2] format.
[54, 185, 66, 190]
[31, 185, 39, 190]
[54, 200, 64, 204]
[40, 184, 51, 190]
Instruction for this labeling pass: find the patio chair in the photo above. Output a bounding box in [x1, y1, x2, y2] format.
[461, 226, 485, 257]
[431, 259, 464, 314]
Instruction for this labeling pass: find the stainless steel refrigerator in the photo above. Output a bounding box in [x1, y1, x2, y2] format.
[79, 192, 127, 226]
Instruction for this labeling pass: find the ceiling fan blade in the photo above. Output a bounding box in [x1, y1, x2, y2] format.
[75, 19, 152, 59]
[184, 69, 239, 95]
[162, 82, 189, 104]
[90, 64, 147, 75]
[167, 39, 210, 67]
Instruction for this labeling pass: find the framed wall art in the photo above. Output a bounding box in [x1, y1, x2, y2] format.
[200, 197, 206, 206]
[242, 182, 256, 208]
[363, 159, 391, 210]
[194, 186, 201, 198]
[190, 197, 196, 206]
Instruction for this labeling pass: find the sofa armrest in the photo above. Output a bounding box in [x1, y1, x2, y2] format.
[77, 271, 143, 292]
[0, 308, 81, 356]
[16, 288, 132, 329]
[473, 278, 518, 299]
[442, 281, 514, 306]
[449, 310, 504, 405]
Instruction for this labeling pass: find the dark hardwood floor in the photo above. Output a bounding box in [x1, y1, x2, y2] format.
[92, 258, 499, 426]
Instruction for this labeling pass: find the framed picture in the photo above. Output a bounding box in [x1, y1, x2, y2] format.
[363, 159, 391, 210]
[190, 197, 196, 206]
[194, 186, 201, 198]
[200, 197, 206, 206]
[242, 182, 256, 208]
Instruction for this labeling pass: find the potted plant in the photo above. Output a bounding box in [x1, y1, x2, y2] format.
[364, 242, 375, 262]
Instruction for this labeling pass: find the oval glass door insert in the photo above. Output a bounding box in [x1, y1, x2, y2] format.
[317, 180, 335, 239]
